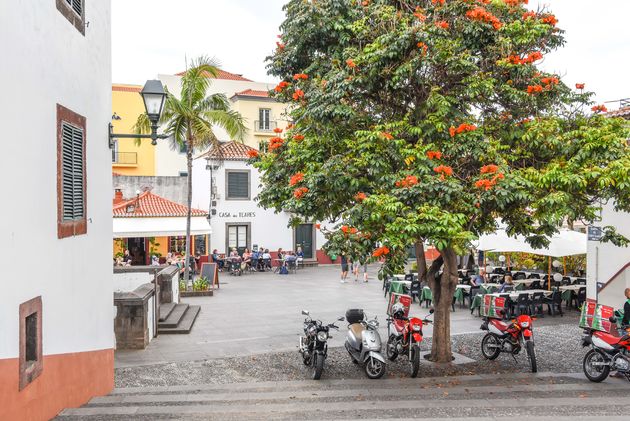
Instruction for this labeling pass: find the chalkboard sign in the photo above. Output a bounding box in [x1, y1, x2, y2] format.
[200, 263, 219, 289]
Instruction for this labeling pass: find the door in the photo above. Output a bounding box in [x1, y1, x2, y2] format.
[128, 237, 147, 265]
[227, 225, 248, 255]
[295, 224, 314, 259]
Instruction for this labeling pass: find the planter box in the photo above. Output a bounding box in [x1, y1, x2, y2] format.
[180, 290, 213, 297]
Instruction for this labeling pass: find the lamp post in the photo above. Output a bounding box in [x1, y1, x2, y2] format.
[205, 155, 221, 253]
[109, 79, 168, 147]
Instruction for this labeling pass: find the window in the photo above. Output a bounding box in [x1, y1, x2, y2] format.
[194, 235, 207, 255]
[226, 224, 250, 256]
[258, 108, 271, 131]
[57, 104, 87, 239]
[179, 171, 188, 177]
[226, 170, 250, 200]
[56, 0, 85, 35]
[169, 236, 187, 254]
[19, 297, 42, 390]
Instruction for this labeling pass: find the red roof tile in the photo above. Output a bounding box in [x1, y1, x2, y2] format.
[200, 141, 257, 161]
[113, 191, 207, 218]
[232, 89, 270, 98]
[174, 69, 252, 82]
[606, 107, 630, 119]
[112, 85, 142, 92]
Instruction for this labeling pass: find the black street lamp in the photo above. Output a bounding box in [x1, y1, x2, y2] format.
[109, 79, 168, 148]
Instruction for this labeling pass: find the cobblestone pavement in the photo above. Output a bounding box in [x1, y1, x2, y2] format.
[116, 265, 579, 368]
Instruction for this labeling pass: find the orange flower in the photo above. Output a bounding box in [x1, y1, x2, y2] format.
[276, 42, 285, 51]
[591, 105, 608, 113]
[431, 0, 445, 5]
[475, 179, 495, 191]
[541, 14, 558, 26]
[449, 127, 456, 137]
[286, 123, 294, 130]
[414, 9, 427, 21]
[397, 175, 419, 188]
[466, 7, 502, 30]
[274, 81, 289, 93]
[417, 42, 428, 56]
[450, 123, 477, 137]
[541, 76, 559, 86]
[435, 21, 449, 29]
[289, 172, 305, 186]
[381, 132, 394, 140]
[426, 151, 442, 160]
[269, 137, 284, 151]
[341, 225, 349, 233]
[247, 149, 259, 159]
[350, 227, 358, 234]
[293, 73, 309, 80]
[292, 89, 305, 101]
[355, 192, 367, 202]
[504, 0, 528, 5]
[576, 83, 585, 90]
[372, 246, 390, 258]
[434, 165, 453, 177]
[346, 59, 357, 68]
[315, 223, 321, 229]
[527, 85, 543, 94]
[293, 187, 309, 199]
[480, 164, 499, 174]
[522, 11, 536, 20]
[293, 134, 305, 141]
[273, 127, 283, 134]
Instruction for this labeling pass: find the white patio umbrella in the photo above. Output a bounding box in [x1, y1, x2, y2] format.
[477, 229, 586, 257]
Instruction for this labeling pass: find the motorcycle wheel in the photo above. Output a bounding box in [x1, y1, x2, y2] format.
[481, 334, 501, 360]
[302, 353, 311, 366]
[364, 357, 385, 379]
[386, 336, 399, 361]
[410, 345, 420, 378]
[583, 349, 610, 382]
[525, 340, 537, 373]
[312, 354, 324, 380]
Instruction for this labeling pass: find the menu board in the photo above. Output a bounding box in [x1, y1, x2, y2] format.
[387, 293, 412, 317]
[200, 262, 219, 289]
[579, 301, 614, 333]
[480, 295, 506, 319]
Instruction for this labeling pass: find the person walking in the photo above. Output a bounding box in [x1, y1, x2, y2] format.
[352, 259, 361, 282]
[362, 261, 369, 283]
[340, 253, 349, 283]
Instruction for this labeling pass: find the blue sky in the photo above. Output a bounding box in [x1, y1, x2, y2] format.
[113, 0, 630, 107]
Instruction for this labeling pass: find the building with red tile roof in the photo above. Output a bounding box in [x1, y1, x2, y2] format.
[175, 69, 252, 82]
[198, 141, 257, 162]
[231, 89, 270, 99]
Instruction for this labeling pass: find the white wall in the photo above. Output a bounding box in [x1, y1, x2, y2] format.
[113, 273, 154, 293]
[154, 74, 275, 176]
[587, 202, 630, 305]
[0, 2, 113, 358]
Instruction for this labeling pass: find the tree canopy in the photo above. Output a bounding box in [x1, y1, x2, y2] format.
[253, 0, 630, 362]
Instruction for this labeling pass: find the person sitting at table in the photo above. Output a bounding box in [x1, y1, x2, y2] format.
[277, 248, 285, 262]
[296, 246, 304, 265]
[242, 248, 252, 269]
[285, 251, 297, 269]
[472, 269, 486, 286]
[262, 249, 272, 270]
[229, 247, 240, 258]
[498, 275, 514, 293]
[211, 249, 224, 271]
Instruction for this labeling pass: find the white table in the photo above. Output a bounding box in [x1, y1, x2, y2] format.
[456, 284, 471, 291]
[489, 289, 552, 300]
[393, 274, 407, 280]
[513, 279, 537, 286]
[559, 285, 584, 292]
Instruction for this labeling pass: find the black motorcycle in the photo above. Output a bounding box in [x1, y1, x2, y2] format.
[299, 310, 343, 380]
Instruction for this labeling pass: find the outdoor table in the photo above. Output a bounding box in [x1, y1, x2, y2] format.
[559, 284, 584, 302]
[454, 284, 471, 306]
[480, 283, 501, 294]
[419, 286, 433, 306]
[392, 274, 406, 281]
[488, 289, 552, 301]
[389, 280, 411, 295]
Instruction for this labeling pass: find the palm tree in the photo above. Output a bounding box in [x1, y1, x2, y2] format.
[135, 56, 246, 283]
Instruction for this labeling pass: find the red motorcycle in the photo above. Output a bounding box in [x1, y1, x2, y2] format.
[386, 305, 433, 377]
[480, 314, 537, 373]
[582, 316, 630, 382]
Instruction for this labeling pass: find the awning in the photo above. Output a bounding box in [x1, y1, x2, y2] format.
[113, 216, 211, 238]
[477, 229, 586, 257]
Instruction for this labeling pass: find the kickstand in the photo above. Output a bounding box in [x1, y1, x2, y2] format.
[511, 353, 519, 364]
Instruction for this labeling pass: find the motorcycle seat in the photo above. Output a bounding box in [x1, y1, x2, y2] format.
[595, 331, 624, 345]
[350, 323, 365, 339]
[491, 319, 510, 331]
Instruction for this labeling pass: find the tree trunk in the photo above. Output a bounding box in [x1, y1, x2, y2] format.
[415, 239, 427, 283]
[183, 136, 194, 286]
[427, 247, 459, 363]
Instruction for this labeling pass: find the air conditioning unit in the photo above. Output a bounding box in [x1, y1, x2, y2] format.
[211, 209, 217, 215]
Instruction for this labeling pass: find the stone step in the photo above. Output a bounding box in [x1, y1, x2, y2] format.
[158, 302, 176, 322]
[158, 305, 200, 334]
[157, 303, 189, 329]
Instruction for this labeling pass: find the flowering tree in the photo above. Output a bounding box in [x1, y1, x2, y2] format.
[253, 0, 630, 362]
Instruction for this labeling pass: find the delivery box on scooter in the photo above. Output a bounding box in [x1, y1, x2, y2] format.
[387, 293, 412, 317]
[345, 309, 365, 324]
[579, 301, 615, 333]
[480, 295, 506, 319]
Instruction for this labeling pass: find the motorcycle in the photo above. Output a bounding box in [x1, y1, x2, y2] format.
[480, 313, 537, 373]
[582, 316, 630, 382]
[298, 310, 343, 380]
[344, 308, 386, 379]
[386, 306, 433, 378]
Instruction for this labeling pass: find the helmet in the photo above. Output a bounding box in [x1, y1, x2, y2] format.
[391, 303, 405, 318]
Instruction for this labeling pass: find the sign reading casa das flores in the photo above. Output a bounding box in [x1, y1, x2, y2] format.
[218, 211, 256, 218]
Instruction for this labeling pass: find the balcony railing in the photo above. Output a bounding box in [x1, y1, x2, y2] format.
[112, 152, 138, 165]
[254, 120, 278, 133]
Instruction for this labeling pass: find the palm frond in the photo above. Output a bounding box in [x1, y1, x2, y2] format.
[131, 113, 151, 146]
[202, 109, 248, 141]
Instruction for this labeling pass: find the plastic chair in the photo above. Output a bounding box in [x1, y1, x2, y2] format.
[286, 259, 298, 274]
[529, 292, 545, 317]
[410, 280, 420, 302]
[545, 290, 563, 317]
[516, 293, 531, 316]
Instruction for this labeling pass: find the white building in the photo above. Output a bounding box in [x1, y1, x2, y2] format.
[0, 1, 114, 419]
[191, 142, 333, 263]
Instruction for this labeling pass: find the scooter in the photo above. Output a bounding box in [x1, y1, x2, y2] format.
[344, 309, 386, 379]
[386, 306, 433, 377]
[298, 310, 343, 380]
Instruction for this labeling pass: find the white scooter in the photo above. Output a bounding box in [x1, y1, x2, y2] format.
[344, 308, 386, 379]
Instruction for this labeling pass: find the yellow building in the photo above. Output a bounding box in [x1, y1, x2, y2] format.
[229, 89, 291, 149]
[111, 84, 156, 175]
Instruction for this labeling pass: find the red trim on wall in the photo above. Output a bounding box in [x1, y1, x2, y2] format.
[0, 348, 114, 421]
[595, 260, 630, 295]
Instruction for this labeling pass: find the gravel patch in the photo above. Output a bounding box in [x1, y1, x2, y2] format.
[116, 321, 586, 388]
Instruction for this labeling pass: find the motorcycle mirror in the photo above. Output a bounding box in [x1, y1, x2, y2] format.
[429, 308, 435, 314]
[301, 310, 309, 316]
[338, 316, 345, 321]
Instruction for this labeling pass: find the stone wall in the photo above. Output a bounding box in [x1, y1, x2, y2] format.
[114, 284, 156, 350]
[113, 175, 188, 205]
